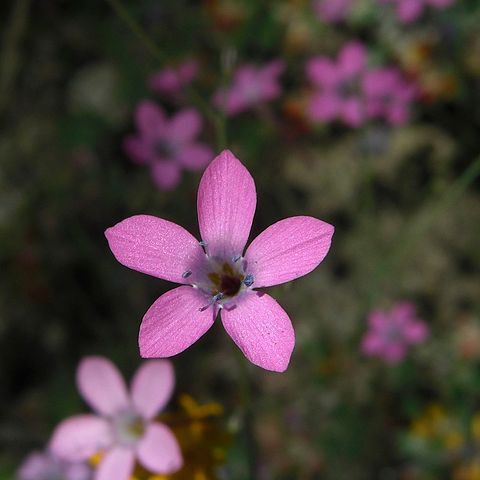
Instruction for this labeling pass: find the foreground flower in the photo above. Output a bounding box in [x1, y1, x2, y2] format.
[50, 357, 182, 480]
[17, 450, 92, 480]
[313, 0, 352, 23]
[148, 59, 198, 96]
[105, 150, 334, 372]
[361, 302, 429, 363]
[123, 101, 213, 190]
[213, 60, 285, 116]
[380, 0, 455, 23]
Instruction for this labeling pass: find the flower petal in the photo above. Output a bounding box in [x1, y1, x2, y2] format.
[221, 292, 295, 372]
[96, 447, 135, 480]
[168, 108, 202, 143]
[176, 144, 213, 171]
[139, 286, 216, 358]
[137, 422, 183, 474]
[77, 357, 129, 416]
[131, 360, 175, 420]
[49, 415, 112, 462]
[197, 150, 256, 259]
[123, 136, 151, 165]
[151, 161, 181, 191]
[244, 216, 334, 288]
[105, 215, 206, 284]
[135, 100, 166, 138]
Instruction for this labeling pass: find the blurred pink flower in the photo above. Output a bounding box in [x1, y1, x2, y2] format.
[17, 451, 91, 480]
[105, 150, 334, 372]
[380, 0, 455, 23]
[50, 357, 182, 480]
[306, 41, 369, 127]
[213, 60, 285, 116]
[363, 67, 417, 125]
[313, 0, 352, 22]
[123, 101, 213, 190]
[361, 302, 429, 364]
[148, 59, 198, 96]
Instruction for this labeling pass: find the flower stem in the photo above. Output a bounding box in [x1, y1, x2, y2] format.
[103, 0, 226, 150]
[236, 352, 259, 480]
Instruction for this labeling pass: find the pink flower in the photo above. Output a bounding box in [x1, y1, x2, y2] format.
[213, 60, 285, 116]
[50, 357, 182, 480]
[148, 59, 198, 96]
[362, 67, 417, 125]
[123, 101, 213, 191]
[105, 150, 334, 372]
[305, 41, 369, 127]
[361, 302, 429, 364]
[313, 0, 352, 23]
[17, 451, 91, 480]
[380, 0, 455, 23]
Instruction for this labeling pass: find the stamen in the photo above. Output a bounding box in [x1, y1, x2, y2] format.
[199, 241, 207, 247]
[199, 293, 224, 312]
[243, 274, 254, 287]
[182, 270, 192, 278]
[232, 254, 242, 263]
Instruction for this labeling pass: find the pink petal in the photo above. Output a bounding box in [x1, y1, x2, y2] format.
[168, 108, 202, 143]
[221, 292, 295, 372]
[338, 41, 367, 77]
[49, 415, 112, 462]
[306, 58, 340, 88]
[135, 100, 166, 138]
[175, 143, 213, 171]
[341, 97, 365, 127]
[136, 422, 183, 474]
[96, 447, 135, 480]
[397, 0, 424, 22]
[122, 136, 152, 165]
[383, 343, 407, 363]
[105, 214, 206, 285]
[131, 360, 175, 420]
[306, 92, 341, 122]
[244, 216, 334, 288]
[197, 150, 256, 259]
[148, 68, 180, 94]
[139, 286, 216, 358]
[361, 332, 384, 355]
[77, 357, 129, 416]
[151, 161, 181, 190]
[404, 321, 429, 344]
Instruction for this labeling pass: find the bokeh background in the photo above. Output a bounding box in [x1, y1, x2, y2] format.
[1, 0, 480, 479]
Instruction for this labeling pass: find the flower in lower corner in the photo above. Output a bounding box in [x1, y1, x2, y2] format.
[105, 150, 334, 372]
[361, 302, 429, 364]
[50, 357, 182, 480]
[123, 101, 213, 191]
[17, 450, 92, 480]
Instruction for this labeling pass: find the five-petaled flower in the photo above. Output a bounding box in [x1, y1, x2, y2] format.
[105, 150, 334, 372]
[380, 0, 455, 23]
[123, 101, 213, 191]
[50, 357, 182, 480]
[361, 302, 429, 364]
[213, 61, 285, 116]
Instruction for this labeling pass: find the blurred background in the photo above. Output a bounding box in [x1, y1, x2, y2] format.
[1, 0, 480, 479]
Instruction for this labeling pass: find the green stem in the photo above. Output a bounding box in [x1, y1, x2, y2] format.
[372, 156, 480, 291]
[104, 0, 226, 150]
[236, 352, 258, 480]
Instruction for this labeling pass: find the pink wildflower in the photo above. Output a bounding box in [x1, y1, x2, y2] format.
[305, 41, 369, 127]
[380, 0, 455, 23]
[17, 451, 91, 480]
[213, 60, 285, 116]
[105, 150, 334, 372]
[313, 0, 352, 23]
[148, 59, 198, 96]
[123, 101, 213, 191]
[362, 67, 417, 125]
[50, 357, 182, 480]
[361, 302, 429, 364]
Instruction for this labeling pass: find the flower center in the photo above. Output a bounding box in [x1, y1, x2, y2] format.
[153, 139, 177, 158]
[112, 412, 145, 446]
[184, 245, 255, 311]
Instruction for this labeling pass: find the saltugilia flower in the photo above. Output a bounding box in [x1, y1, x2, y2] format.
[361, 302, 429, 364]
[132, 395, 230, 480]
[105, 150, 334, 372]
[17, 450, 92, 480]
[123, 101, 213, 191]
[313, 0, 352, 23]
[212, 61, 285, 116]
[50, 357, 182, 480]
[148, 59, 198, 96]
